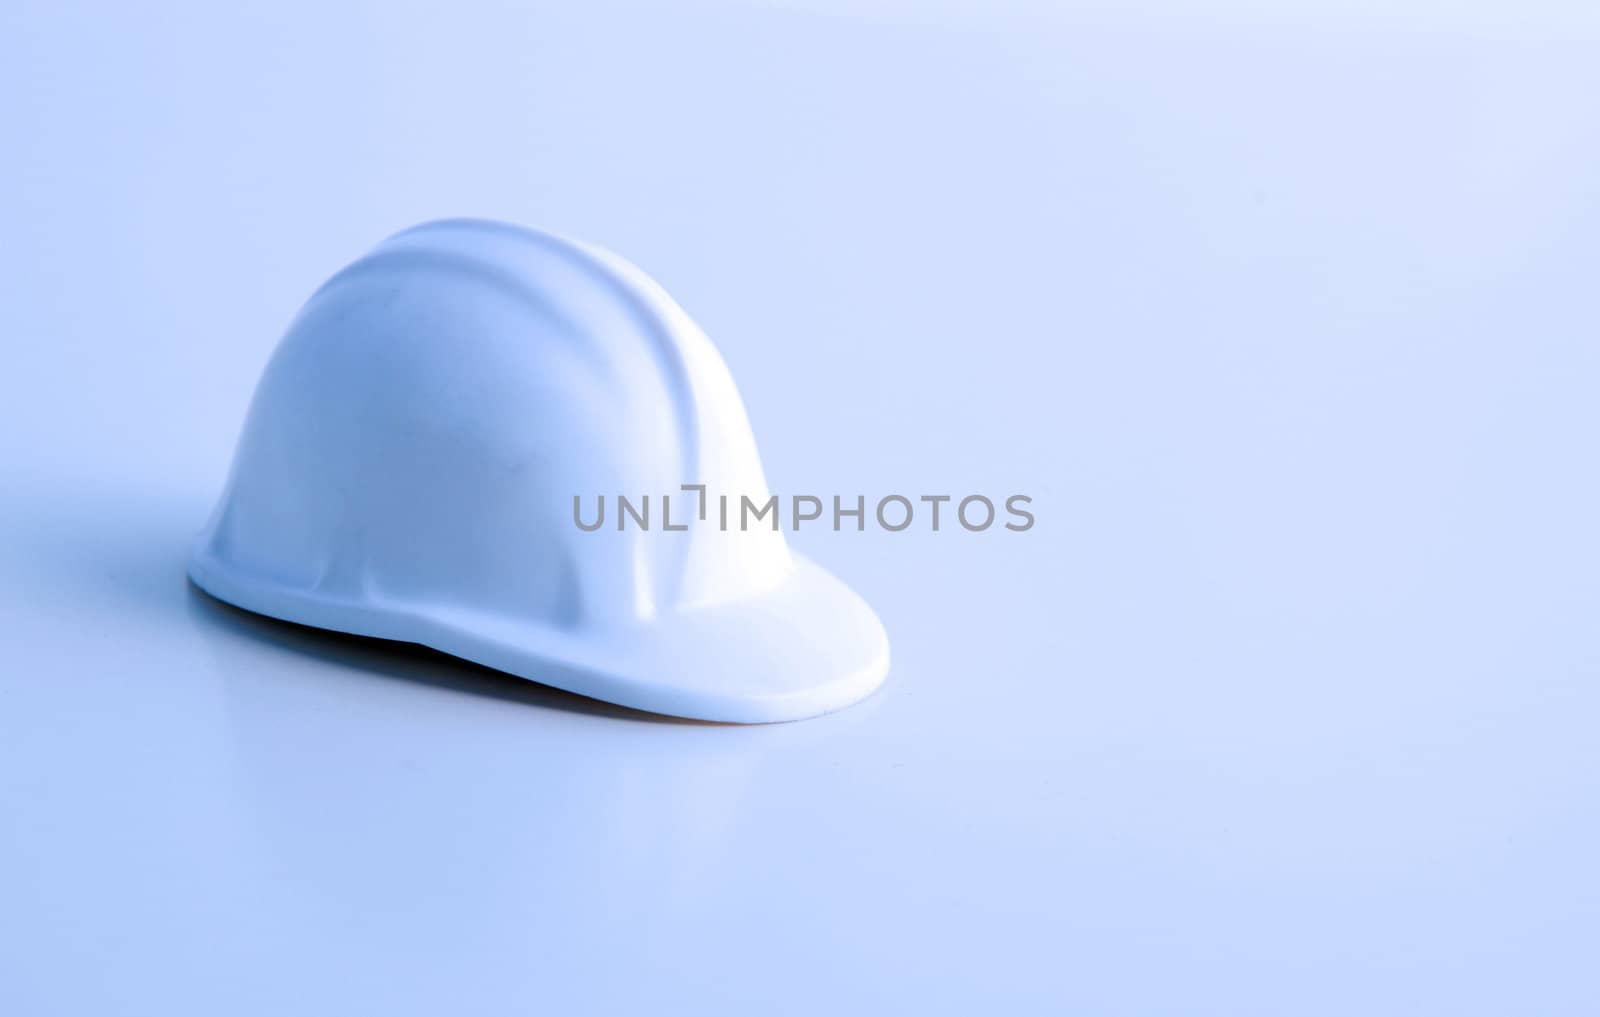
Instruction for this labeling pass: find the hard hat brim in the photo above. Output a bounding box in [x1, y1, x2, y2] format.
[188, 549, 889, 723]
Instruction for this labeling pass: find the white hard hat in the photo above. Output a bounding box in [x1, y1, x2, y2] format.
[189, 219, 889, 722]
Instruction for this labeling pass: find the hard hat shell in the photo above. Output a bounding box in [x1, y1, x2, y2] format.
[189, 219, 889, 722]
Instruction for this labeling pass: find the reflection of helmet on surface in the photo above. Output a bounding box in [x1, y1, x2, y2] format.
[190, 219, 889, 722]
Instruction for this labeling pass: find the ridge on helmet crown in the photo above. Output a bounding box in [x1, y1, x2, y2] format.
[199, 218, 791, 633]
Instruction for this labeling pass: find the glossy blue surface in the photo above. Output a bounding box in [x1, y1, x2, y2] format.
[3, 2, 1599, 1013]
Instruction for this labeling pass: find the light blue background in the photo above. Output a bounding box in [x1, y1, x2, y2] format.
[3, 2, 1598, 1013]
